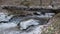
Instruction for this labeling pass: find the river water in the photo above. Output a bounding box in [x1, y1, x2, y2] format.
[0, 12, 55, 34]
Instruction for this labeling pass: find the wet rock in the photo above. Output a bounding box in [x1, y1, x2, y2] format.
[33, 12, 41, 15]
[0, 21, 8, 23]
[9, 16, 23, 24]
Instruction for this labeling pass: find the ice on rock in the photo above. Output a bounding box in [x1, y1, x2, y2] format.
[20, 19, 39, 30]
[0, 12, 14, 22]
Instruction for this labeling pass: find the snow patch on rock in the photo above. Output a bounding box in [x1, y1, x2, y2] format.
[0, 12, 14, 22]
[20, 19, 40, 30]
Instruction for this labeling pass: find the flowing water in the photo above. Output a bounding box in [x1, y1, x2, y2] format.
[0, 12, 55, 34]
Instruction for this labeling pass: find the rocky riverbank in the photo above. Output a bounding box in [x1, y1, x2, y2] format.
[41, 13, 60, 34]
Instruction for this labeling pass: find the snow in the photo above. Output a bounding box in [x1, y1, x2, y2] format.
[0, 25, 43, 34]
[45, 13, 55, 16]
[0, 23, 17, 30]
[20, 19, 39, 30]
[36, 12, 41, 14]
[20, 25, 43, 34]
[0, 12, 14, 22]
[48, 5, 52, 8]
[5, 31, 20, 34]
[29, 25, 43, 34]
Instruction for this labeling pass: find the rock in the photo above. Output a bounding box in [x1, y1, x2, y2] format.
[0, 12, 14, 23]
[19, 19, 40, 30]
[33, 12, 41, 15]
[41, 13, 60, 34]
